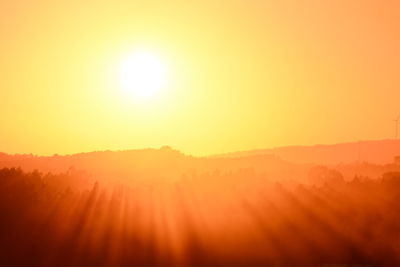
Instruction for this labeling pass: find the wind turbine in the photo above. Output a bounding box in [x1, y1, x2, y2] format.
[394, 115, 400, 139]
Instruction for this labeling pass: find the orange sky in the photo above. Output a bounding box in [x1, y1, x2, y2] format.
[0, 0, 399, 156]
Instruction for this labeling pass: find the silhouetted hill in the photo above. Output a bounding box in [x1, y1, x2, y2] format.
[0, 144, 400, 266]
[217, 139, 400, 165]
[1, 140, 400, 184]
[0, 146, 304, 184]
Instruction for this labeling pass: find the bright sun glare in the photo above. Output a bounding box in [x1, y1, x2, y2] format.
[119, 51, 167, 100]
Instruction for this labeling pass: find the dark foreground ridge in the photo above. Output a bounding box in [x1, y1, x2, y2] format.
[0, 167, 399, 267]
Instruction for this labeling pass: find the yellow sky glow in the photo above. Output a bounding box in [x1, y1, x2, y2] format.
[0, 0, 400, 156]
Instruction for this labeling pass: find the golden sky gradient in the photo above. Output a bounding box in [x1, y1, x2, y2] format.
[1, 0, 400, 156]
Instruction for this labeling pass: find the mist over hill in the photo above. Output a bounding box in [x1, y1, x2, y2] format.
[0, 140, 399, 185]
[0, 143, 400, 266]
[0, 146, 305, 185]
[217, 139, 400, 165]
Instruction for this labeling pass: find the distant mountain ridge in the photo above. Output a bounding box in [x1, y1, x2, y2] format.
[0, 140, 399, 183]
[1, 139, 400, 168]
[0, 146, 300, 183]
[216, 139, 400, 165]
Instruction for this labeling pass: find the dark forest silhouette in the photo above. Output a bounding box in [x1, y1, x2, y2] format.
[0, 143, 400, 266]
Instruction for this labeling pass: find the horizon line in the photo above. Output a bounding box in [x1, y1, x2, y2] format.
[1, 138, 399, 158]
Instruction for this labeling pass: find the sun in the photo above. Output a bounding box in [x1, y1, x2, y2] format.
[119, 51, 167, 100]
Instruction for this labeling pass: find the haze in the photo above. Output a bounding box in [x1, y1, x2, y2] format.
[2, 1, 400, 266]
